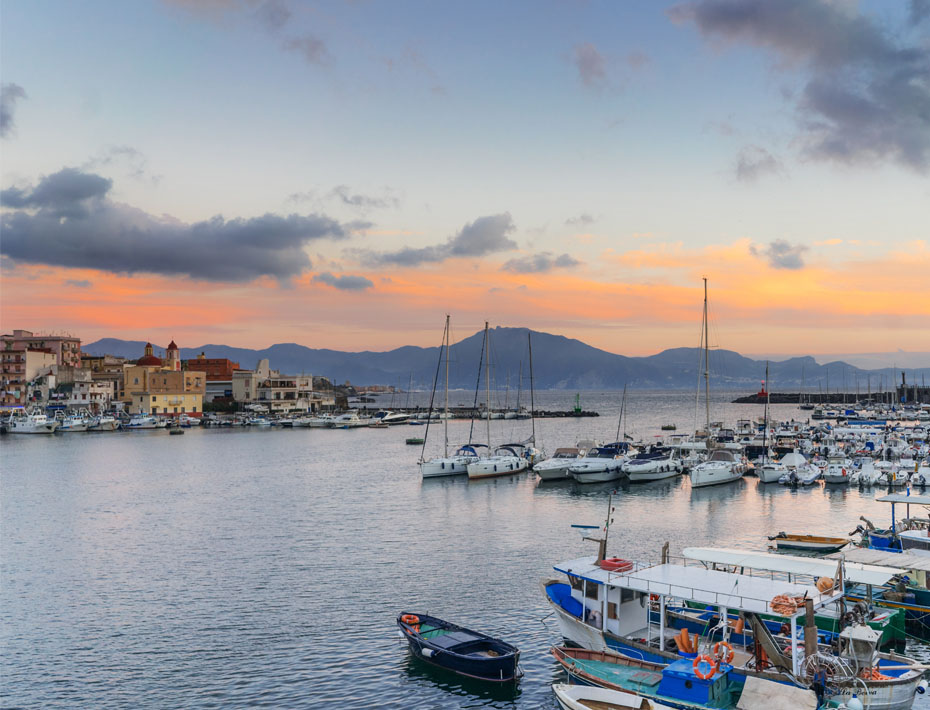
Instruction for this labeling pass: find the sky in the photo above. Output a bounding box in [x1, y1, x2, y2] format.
[1, 0, 929, 359]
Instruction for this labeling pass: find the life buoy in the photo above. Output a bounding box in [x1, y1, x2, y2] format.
[599, 557, 634, 572]
[693, 654, 718, 680]
[713, 641, 735, 664]
[401, 614, 421, 633]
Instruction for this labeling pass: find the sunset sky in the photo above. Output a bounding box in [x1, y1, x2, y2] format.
[2, 0, 929, 358]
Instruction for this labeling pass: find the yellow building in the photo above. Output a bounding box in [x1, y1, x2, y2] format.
[126, 341, 205, 417]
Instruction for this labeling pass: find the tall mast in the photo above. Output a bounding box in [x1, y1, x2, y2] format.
[485, 322, 491, 451]
[528, 332, 536, 445]
[616, 383, 627, 442]
[703, 277, 710, 429]
[443, 314, 450, 458]
[763, 362, 770, 464]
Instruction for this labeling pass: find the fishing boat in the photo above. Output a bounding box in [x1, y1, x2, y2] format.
[552, 682, 676, 710]
[87, 414, 120, 431]
[396, 613, 521, 682]
[767, 532, 849, 554]
[4, 410, 59, 434]
[550, 647, 819, 710]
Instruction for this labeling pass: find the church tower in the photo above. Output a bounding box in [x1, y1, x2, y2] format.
[166, 340, 181, 371]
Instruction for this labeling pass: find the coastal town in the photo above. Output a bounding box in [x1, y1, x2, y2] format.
[0, 329, 338, 419]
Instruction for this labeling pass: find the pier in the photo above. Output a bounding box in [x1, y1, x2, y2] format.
[354, 406, 600, 418]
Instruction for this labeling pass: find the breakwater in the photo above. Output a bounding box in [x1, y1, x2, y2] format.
[731, 392, 895, 404]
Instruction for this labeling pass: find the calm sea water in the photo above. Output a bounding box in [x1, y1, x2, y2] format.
[3, 390, 929, 709]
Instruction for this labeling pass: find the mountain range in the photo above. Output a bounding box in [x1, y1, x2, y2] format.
[82, 328, 930, 392]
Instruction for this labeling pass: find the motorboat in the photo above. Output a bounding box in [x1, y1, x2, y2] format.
[622, 445, 683, 482]
[125, 414, 160, 430]
[420, 444, 484, 478]
[330, 411, 372, 429]
[535, 448, 583, 481]
[570, 443, 629, 484]
[689, 448, 744, 488]
[374, 410, 409, 426]
[397, 612, 520, 682]
[466, 445, 528, 479]
[822, 456, 853, 484]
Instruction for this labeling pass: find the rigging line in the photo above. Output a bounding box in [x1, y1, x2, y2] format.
[419, 317, 447, 462]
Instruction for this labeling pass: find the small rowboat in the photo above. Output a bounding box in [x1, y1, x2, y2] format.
[397, 612, 521, 682]
[552, 682, 675, 710]
[768, 532, 848, 553]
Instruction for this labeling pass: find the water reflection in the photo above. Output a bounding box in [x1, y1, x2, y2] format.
[401, 651, 522, 707]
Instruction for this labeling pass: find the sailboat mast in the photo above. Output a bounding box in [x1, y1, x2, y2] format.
[763, 362, 769, 464]
[615, 383, 627, 442]
[485, 322, 491, 450]
[528, 332, 536, 445]
[444, 314, 450, 458]
[703, 277, 710, 430]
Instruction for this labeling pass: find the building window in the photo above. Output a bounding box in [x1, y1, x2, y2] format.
[134, 378, 139, 385]
[192, 406, 197, 412]
[181, 407, 185, 413]
[152, 396, 157, 401]
[173, 407, 178, 413]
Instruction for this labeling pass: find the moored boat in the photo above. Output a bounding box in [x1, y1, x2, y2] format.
[397, 612, 520, 682]
[552, 682, 676, 710]
[768, 532, 849, 554]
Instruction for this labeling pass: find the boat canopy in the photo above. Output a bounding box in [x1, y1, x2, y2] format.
[683, 547, 900, 587]
[877, 494, 930, 505]
[830, 547, 930, 572]
[553, 556, 833, 616]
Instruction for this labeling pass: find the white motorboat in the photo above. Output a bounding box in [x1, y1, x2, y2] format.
[5, 411, 59, 434]
[850, 458, 883, 486]
[178, 414, 201, 427]
[125, 415, 160, 430]
[778, 461, 822, 486]
[420, 444, 483, 478]
[87, 415, 120, 431]
[330, 411, 372, 429]
[466, 445, 529, 479]
[374, 410, 409, 426]
[303, 415, 334, 428]
[823, 456, 853, 484]
[535, 447, 583, 481]
[622, 445, 683, 482]
[570, 444, 629, 484]
[758, 451, 807, 483]
[689, 448, 745, 488]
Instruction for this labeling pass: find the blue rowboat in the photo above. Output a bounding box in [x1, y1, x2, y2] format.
[397, 612, 521, 682]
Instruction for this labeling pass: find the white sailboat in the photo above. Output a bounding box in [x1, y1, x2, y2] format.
[688, 279, 745, 489]
[420, 315, 480, 478]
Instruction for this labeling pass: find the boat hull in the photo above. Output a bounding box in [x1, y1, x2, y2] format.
[467, 457, 527, 479]
[689, 467, 743, 488]
[420, 456, 475, 478]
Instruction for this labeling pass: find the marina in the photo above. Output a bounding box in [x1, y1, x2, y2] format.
[4, 389, 930, 709]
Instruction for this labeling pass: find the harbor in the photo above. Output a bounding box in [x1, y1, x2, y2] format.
[4, 389, 930, 709]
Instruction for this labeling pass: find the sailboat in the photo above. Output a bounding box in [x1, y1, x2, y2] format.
[419, 315, 480, 478]
[467, 324, 529, 479]
[689, 279, 745, 488]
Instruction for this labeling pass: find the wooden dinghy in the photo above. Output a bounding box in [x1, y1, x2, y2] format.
[767, 532, 848, 553]
[397, 612, 520, 682]
[552, 682, 675, 710]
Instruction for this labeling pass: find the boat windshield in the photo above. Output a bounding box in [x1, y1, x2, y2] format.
[590, 448, 618, 458]
[707, 449, 736, 462]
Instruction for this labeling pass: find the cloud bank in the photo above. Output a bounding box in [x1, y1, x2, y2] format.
[501, 252, 581, 273]
[358, 212, 517, 266]
[671, 0, 930, 171]
[312, 271, 374, 290]
[1, 168, 364, 282]
[750, 239, 809, 269]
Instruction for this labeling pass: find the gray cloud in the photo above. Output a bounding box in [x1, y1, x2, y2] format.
[1, 83, 27, 139]
[735, 145, 784, 181]
[750, 239, 809, 269]
[670, 0, 930, 171]
[565, 213, 595, 226]
[328, 185, 400, 211]
[64, 279, 92, 288]
[1, 168, 113, 218]
[312, 271, 373, 290]
[501, 252, 581, 273]
[358, 213, 517, 267]
[1, 168, 365, 282]
[911, 0, 930, 26]
[574, 43, 607, 87]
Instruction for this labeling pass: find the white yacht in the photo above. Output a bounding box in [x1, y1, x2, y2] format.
[330, 411, 372, 429]
[689, 448, 745, 488]
[374, 410, 409, 426]
[622, 445, 683, 482]
[421, 444, 483, 478]
[5, 411, 59, 434]
[125, 414, 160, 430]
[757, 450, 807, 483]
[823, 455, 853, 484]
[535, 447, 584, 481]
[569, 444, 629, 484]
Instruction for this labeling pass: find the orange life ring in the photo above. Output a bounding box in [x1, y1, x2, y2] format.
[713, 641, 735, 664]
[401, 614, 421, 633]
[599, 557, 634, 572]
[693, 654, 718, 680]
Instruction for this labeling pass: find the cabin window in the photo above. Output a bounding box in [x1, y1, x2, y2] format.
[620, 589, 643, 604]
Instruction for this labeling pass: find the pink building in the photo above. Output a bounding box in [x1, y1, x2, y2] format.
[1, 329, 81, 368]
